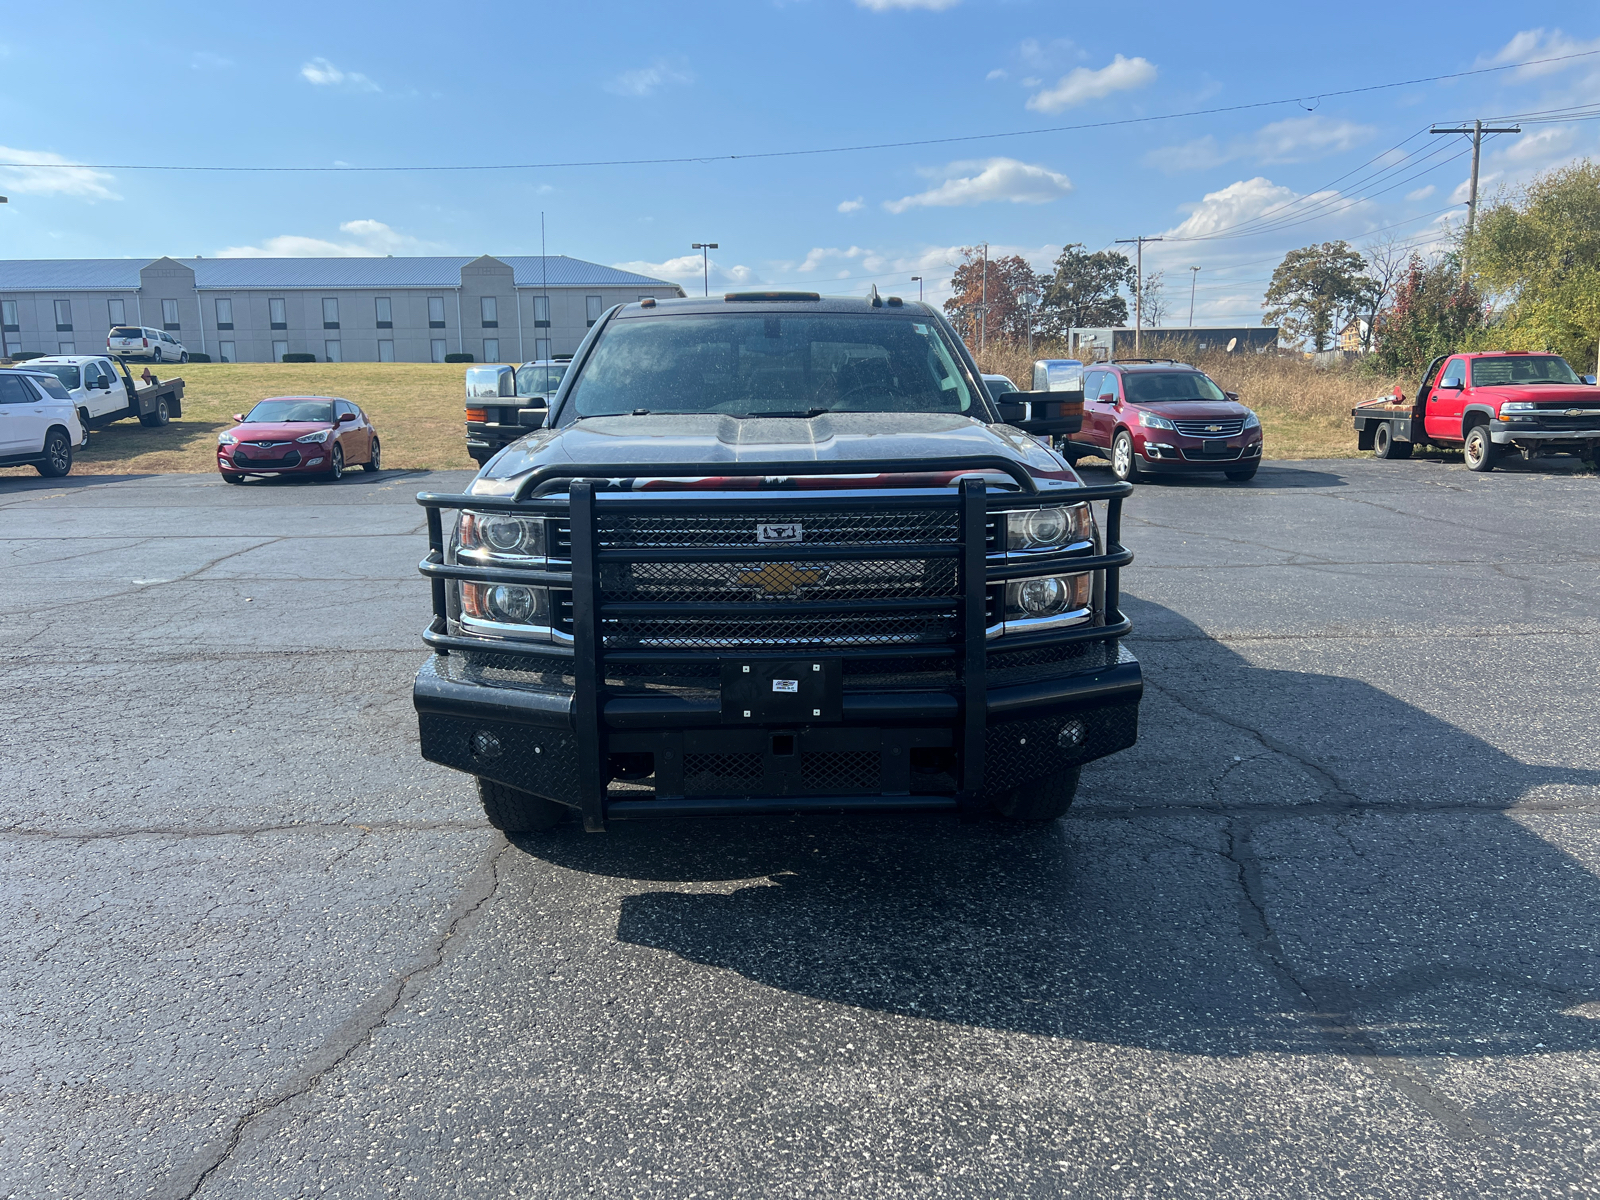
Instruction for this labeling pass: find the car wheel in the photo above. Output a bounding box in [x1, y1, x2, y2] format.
[151, 347, 163, 363]
[36, 429, 73, 478]
[179, 352, 188, 364]
[1373, 422, 1412, 460]
[1464, 425, 1498, 472]
[477, 777, 566, 832]
[1225, 463, 1259, 482]
[1111, 430, 1142, 482]
[138, 398, 170, 427]
[362, 438, 382, 472]
[992, 767, 1081, 822]
[326, 444, 344, 480]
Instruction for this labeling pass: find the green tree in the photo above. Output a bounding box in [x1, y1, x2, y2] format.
[1469, 159, 1600, 372]
[1371, 253, 1485, 379]
[1037, 243, 1133, 334]
[1262, 240, 1375, 351]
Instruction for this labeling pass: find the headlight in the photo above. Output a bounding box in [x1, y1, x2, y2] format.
[460, 582, 551, 633]
[295, 429, 332, 444]
[1139, 411, 1176, 430]
[459, 511, 547, 559]
[217, 432, 237, 446]
[1005, 503, 1091, 551]
[1002, 573, 1091, 626]
[1243, 410, 1260, 430]
[1498, 402, 1538, 414]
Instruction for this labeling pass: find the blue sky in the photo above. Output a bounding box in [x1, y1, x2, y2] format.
[2, 1, 1598, 325]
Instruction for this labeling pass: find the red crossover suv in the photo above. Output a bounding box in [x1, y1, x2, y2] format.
[1063, 360, 1264, 482]
[217, 396, 381, 483]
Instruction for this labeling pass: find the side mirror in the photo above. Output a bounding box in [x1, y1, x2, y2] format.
[232, 413, 245, 423]
[338, 411, 357, 423]
[1224, 391, 1240, 403]
[996, 390, 1084, 435]
[1584, 375, 1597, 386]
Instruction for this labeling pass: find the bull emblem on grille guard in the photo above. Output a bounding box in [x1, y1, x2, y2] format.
[732, 563, 829, 595]
[757, 522, 802, 544]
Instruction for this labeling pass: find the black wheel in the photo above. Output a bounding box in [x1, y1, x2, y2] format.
[151, 346, 163, 363]
[326, 444, 344, 480]
[36, 429, 73, 478]
[221, 472, 244, 484]
[1225, 463, 1259, 482]
[477, 778, 566, 832]
[1464, 424, 1498, 472]
[1111, 430, 1142, 482]
[76, 415, 91, 450]
[179, 351, 189, 364]
[1373, 422, 1412, 460]
[992, 767, 1082, 822]
[362, 438, 382, 472]
[138, 397, 170, 428]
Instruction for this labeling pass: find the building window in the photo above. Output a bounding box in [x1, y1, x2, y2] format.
[218, 341, 236, 363]
[533, 295, 550, 328]
[272, 339, 289, 361]
[214, 297, 234, 330]
[269, 297, 287, 330]
[428, 296, 446, 329]
[108, 298, 126, 326]
[2, 299, 17, 332]
[375, 297, 392, 329]
[585, 295, 603, 328]
[377, 339, 395, 362]
[430, 338, 447, 363]
[322, 298, 339, 329]
[55, 299, 73, 331]
[483, 338, 500, 362]
[59, 341, 76, 355]
[480, 296, 498, 328]
[325, 339, 342, 362]
[161, 298, 180, 330]
[534, 337, 551, 360]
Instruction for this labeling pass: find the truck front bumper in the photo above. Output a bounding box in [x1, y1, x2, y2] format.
[1489, 419, 1600, 445]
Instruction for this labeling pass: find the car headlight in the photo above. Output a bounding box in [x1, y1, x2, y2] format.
[461, 581, 550, 627]
[1139, 411, 1176, 431]
[1498, 402, 1538, 414]
[1005, 503, 1091, 551]
[458, 511, 547, 559]
[295, 429, 332, 444]
[1002, 573, 1092, 625]
[217, 432, 237, 446]
[1243, 410, 1260, 430]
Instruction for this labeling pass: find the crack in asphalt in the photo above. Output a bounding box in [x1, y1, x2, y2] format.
[164, 837, 511, 1200]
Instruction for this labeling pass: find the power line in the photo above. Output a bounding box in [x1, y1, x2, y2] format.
[6, 49, 1598, 175]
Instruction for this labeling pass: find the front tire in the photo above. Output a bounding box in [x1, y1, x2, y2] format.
[1373, 422, 1412, 460]
[362, 438, 381, 472]
[179, 352, 188, 364]
[993, 768, 1081, 822]
[325, 444, 344, 480]
[477, 778, 566, 833]
[1464, 425, 1498, 472]
[1111, 430, 1142, 482]
[139, 397, 170, 428]
[37, 429, 73, 478]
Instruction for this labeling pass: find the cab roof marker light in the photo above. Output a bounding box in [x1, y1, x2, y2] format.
[638, 297, 656, 308]
[723, 291, 821, 302]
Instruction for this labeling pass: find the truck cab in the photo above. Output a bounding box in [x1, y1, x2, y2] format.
[414, 293, 1141, 833]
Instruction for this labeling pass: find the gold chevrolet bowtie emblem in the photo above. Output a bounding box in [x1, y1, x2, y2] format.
[1205, 424, 1222, 432]
[732, 563, 828, 595]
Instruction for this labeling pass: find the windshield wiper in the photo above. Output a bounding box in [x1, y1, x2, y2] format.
[751, 408, 830, 418]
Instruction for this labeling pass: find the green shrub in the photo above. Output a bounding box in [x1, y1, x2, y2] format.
[186, 352, 212, 363]
[9, 350, 45, 362]
[444, 352, 475, 363]
[281, 352, 317, 363]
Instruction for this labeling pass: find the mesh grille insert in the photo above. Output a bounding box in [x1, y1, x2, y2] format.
[683, 753, 763, 795]
[598, 509, 957, 549]
[801, 750, 880, 793]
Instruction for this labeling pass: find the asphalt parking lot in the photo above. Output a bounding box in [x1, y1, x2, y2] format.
[3, 455, 1598, 1199]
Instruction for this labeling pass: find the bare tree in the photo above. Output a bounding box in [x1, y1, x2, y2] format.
[1361, 232, 1411, 352]
[1138, 269, 1168, 328]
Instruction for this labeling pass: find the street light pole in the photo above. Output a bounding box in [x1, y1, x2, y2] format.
[911, 276, 923, 302]
[1188, 266, 1200, 327]
[691, 242, 718, 297]
[1115, 236, 1163, 354]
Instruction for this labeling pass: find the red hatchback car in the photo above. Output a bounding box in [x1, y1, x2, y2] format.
[217, 396, 381, 483]
[1063, 360, 1264, 482]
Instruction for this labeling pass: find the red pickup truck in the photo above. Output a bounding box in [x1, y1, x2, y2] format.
[1353, 351, 1600, 471]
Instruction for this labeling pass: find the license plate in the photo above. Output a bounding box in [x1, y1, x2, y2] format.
[720, 659, 842, 723]
[1203, 439, 1227, 455]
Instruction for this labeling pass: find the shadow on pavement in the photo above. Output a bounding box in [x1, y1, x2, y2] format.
[512, 601, 1600, 1058]
[1073, 459, 1350, 489]
[0, 471, 162, 490]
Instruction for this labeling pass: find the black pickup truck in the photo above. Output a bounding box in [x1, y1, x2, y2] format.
[413, 292, 1141, 831]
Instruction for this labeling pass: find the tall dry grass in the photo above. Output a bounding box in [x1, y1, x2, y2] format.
[974, 340, 1407, 460]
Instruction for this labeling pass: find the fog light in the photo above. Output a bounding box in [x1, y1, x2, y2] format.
[1018, 576, 1068, 617]
[486, 584, 535, 623]
[1058, 719, 1086, 750]
[472, 730, 502, 759]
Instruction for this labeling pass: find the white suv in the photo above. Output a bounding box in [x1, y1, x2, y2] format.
[0, 369, 89, 477]
[107, 325, 188, 363]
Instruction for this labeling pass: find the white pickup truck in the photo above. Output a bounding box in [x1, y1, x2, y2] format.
[26, 355, 186, 432]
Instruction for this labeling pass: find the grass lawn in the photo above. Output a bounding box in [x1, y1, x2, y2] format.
[1, 362, 477, 477]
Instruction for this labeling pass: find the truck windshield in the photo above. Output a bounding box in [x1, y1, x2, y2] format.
[566, 313, 975, 417]
[516, 364, 567, 396]
[1123, 372, 1228, 403]
[1470, 356, 1579, 386]
[245, 399, 335, 423]
[37, 365, 81, 390]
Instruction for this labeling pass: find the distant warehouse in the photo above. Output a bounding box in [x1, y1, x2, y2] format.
[0, 254, 684, 363]
[1067, 326, 1280, 361]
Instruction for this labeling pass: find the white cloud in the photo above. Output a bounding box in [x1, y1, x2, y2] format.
[1145, 116, 1375, 172]
[1025, 54, 1156, 114]
[300, 57, 379, 92]
[1503, 125, 1579, 164]
[837, 197, 865, 213]
[1406, 184, 1436, 201]
[190, 51, 233, 71]
[605, 59, 694, 97]
[1450, 172, 1502, 204]
[985, 68, 1007, 81]
[0, 145, 118, 200]
[217, 219, 424, 257]
[883, 158, 1073, 213]
[1479, 28, 1600, 78]
[613, 254, 756, 292]
[855, 0, 960, 10]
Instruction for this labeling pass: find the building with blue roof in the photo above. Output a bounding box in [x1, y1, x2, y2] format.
[0, 254, 683, 364]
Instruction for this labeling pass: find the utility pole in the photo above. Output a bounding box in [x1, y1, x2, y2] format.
[1429, 119, 1520, 244]
[691, 242, 718, 297]
[979, 243, 988, 355]
[1115, 236, 1162, 354]
[1187, 266, 1200, 327]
